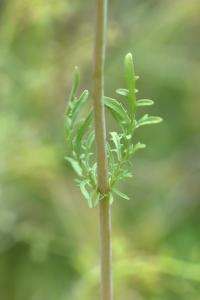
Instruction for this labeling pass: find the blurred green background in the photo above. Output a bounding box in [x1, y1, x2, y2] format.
[0, 0, 200, 299]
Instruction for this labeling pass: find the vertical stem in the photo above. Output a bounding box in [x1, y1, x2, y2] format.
[99, 199, 113, 300]
[93, 0, 113, 300]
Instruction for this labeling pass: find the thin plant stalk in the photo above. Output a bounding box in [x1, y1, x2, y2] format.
[93, 0, 113, 300]
[65, 2, 162, 299]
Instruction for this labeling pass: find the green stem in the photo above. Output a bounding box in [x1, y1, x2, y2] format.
[93, 0, 113, 299]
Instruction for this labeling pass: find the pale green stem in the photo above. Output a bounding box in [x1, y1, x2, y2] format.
[93, 0, 113, 299]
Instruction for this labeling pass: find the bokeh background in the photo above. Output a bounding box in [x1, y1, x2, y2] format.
[0, 0, 200, 299]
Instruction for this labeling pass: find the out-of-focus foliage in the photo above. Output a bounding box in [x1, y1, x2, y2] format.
[0, 0, 200, 299]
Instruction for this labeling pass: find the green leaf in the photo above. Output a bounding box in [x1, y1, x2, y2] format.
[132, 142, 146, 153]
[126, 134, 132, 140]
[110, 132, 122, 160]
[85, 130, 95, 150]
[116, 88, 138, 97]
[136, 115, 163, 128]
[107, 142, 115, 170]
[68, 66, 80, 102]
[64, 156, 82, 176]
[75, 110, 93, 153]
[64, 116, 72, 140]
[136, 99, 154, 107]
[112, 188, 130, 200]
[79, 181, 93, 208]
[65, 115, 72, 128]
[104, 96, 130, 124]
[125, 53, 136, 113]
[116, 88, 129, 97]
[89, 162, 97, 184]
[71, 90, 89, 125]
[121, 170, 133, 179]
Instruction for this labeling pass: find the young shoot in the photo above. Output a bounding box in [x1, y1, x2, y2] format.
[64, 53, 163, 208]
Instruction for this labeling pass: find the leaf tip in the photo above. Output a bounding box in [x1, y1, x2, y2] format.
[74, 66, 80, 81]
[125, 52, 133, 61]
[74, 65, 79, 72]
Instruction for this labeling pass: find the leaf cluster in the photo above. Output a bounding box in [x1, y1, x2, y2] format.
[64, 54, 162, 207]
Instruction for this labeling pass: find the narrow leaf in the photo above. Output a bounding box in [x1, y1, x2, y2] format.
[68, 66, 80, 102]
[136, 115, 163, 128]
[71, 90, 89, 124]
[132, 142, 146, 153]
[64, 116, 72, 141]
[110, 132, 122, 160]
[136, 99, 154, 107]
[116, 88, 138, 97]
[79, 181, 93, 208]
[75, 111, 93, 152]
[104, 96, 130, 124]
[64, 156, 82, 176]
[89, 162, 97, 184]
[125, 53, 136, 113]
[116, 88, 129, 97]
[85, 130, 95, 150]
[121, 170, 132, 179]
[112, 188, 130, 200]
[107, 142, 115, 170]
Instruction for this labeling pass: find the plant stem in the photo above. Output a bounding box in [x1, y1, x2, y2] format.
[93, 0, 113, 300]
[99, 199, 112, 300]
